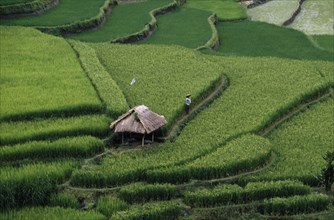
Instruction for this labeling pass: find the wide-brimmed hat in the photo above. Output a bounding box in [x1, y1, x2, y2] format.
[186, 94, 191, 97]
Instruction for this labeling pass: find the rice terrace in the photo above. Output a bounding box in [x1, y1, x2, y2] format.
[0, 0, 333, 219]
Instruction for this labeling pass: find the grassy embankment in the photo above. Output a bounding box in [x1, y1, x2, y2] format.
[209, 20, 334, 61]
[311, 35, 334, 53]
[68, 0, 172, 42]
[246, 98, 334, 186]
[186, 0, 247, 21]
[0, 26, 102, 122]
[0, 0, 106, 26]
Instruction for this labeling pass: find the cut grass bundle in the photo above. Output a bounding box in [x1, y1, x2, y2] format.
[0, 26, 102, 122]
[0, 136, 105, 162]
[0, 161, 75, 210]
[0, 115, 110, 146]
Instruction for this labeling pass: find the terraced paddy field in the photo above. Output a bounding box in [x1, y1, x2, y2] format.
[0, 0, 333, 219]
[75, 55, 332, 185]
[139, 6, 212, 48]
[289, 0, 334, 35]
[245, 98, 334, 186]
[0, 0, 106, 26]
[0, 26, 102, 121]
[210, 20, 333, 61]
[68, 0, 172, 42]
[91, 43, 222, 129]
[185, 0, 247, 21]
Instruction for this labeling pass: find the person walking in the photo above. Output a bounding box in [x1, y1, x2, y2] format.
[185, 94, 191, 114]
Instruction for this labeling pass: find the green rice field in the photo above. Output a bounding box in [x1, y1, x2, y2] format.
[68, 0, 172, 42]
[0, 114, 110, 146]
[311, 35, 334, 53]
[139, 7, 212, 48]
[71, 55, 333, 187]
[92, 43, 222, 128]
[0, 0, 106, 26]
[211, 20, 333, 61]
[0, 26, 102, 121]
[0, 0, 333, 218]
[186, 0, 247, 21]
[247, 98, 334, 186]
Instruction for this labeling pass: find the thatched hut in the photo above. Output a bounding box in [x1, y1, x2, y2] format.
[110, 105, 167, 146]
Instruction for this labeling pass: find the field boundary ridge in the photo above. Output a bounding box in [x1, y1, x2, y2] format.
[37, 0, 117, 36]
[0, 0, 58, 18]
[68, 40, 129, 118]
[152, 83, 334, 185]
[259, 86, 333, 137]
[161, 75, 228, 142]
[111, 0, 186, 44]
[283, 0, 306, 26]
[197, 13, 220, 51]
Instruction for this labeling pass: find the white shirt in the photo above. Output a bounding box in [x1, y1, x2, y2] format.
[186, 97, 191, 106]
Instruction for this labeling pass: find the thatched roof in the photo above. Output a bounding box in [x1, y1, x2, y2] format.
[110, 105, 167, 134]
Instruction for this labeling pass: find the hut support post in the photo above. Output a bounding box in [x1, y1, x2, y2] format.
[142, 134, 145, 147]
[152, 133, 154, 142]
[122, 133, 124, 145]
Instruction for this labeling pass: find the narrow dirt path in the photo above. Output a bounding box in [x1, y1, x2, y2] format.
[163, 75, 228, 141]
